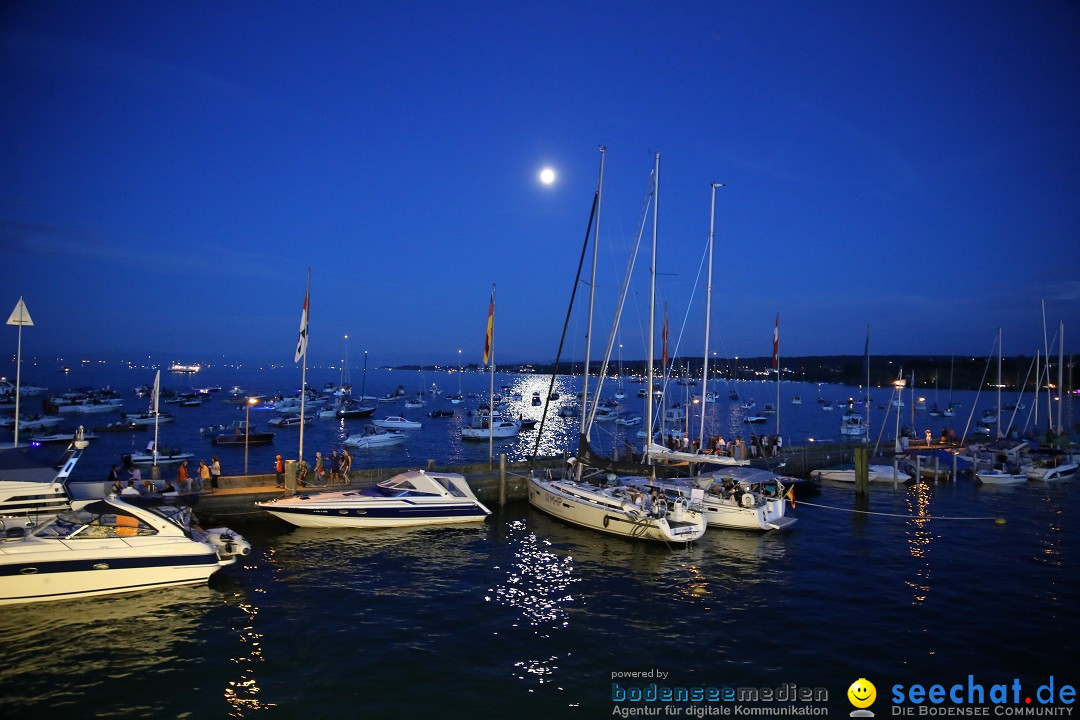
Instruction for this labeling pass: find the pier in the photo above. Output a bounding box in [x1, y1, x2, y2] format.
[193, 441, 956, 524]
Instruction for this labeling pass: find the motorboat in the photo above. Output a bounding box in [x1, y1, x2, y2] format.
[593, 407, 618, 422]
[372, 416, 422, 430]
[403, 397, 426, 409]
[0, 415, 64, 432]
[645, 470, 796, 531]
[526, 471, 707, 543]
[1022, 450, 1078, 482]
[255, 469, 490, 528]
[0, 430, 89, 522]
[268, 414, 313, 428]
[29, 431, 100, 444]
[126, 448, 194, 465]
[810, 465, 913, 484]
[122, 412, 174, 426]
[204, 420, 276, 446]
[974, 467, 1028, 485]
[615, 414, 642, 427]
[791, 395, 802, 405]
[427, 409, 454, 418]
[743, 414, 767, 424]
[0, 497, 250, 605]
[461, 418, 520, 440]
[343, 424, 407, 449]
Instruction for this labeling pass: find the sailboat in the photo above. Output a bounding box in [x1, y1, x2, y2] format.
[125, 370, 192, 466]
[527, 150, 706, 543]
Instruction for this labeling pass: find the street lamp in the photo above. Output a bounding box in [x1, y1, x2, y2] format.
[245, 396, 259, 474]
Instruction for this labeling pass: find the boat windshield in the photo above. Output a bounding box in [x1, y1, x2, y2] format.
[372, 476, 438, 497]
[36, 502, 159, 540]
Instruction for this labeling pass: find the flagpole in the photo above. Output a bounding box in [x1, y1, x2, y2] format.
[7, 297, 34, 449]
[298, 269, 311, 470]
[487, 283, 496, 466]
[774, 313, 781, 438]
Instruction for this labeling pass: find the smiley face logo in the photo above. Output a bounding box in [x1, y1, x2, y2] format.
[848, 678, 876, 709]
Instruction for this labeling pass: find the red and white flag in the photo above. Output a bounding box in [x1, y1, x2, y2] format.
[771, 313, 780, 369]
[295, 286, 310, 363]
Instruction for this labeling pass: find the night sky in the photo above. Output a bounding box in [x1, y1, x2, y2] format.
[3, 1, 1078, 369]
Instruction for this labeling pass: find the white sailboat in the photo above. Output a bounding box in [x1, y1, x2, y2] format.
[527, 150, 705, 543]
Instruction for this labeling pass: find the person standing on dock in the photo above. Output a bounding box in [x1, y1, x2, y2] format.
[340, 449, 352, 484]
[209, 456, 221, 489]
[177, 460, 191, 492]
[925, 429, 933, 446]
[329, 450, 340, 483]
[195, 460, 209, 492]
[275, 455, 285, 488]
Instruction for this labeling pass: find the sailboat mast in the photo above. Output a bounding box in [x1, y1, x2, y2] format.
[152, 369, 160, 467]
[581, 147, 605, 444]
[644, 152, 660, 466]
[1058, 320, 1064, 437]
[488, 283, 496, 464]
[699, 183, 720, 450]
[864, 325, 871, 440]
[997, 327, 1003, 439]
[775, 314, 781, 438]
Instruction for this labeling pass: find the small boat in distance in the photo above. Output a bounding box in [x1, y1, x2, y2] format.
[343, 424, 407, 449]
[372, 416, 422, 430]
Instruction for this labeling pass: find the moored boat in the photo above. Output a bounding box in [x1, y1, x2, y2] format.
[255, 469, 490, 528]
[0, 497, 250, 605]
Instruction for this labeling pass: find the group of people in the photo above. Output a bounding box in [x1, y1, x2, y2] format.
[108, 456, 222, 496]
[286, 448, 353, 488]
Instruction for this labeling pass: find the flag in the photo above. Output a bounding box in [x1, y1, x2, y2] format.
[785, 485, 796, 509]
[771, 313, 780, 369]
[483, 284, 495, 365]
[661, 303, 669, 369]
[295, 287, 309, 363]
[151, 370, 160, 416]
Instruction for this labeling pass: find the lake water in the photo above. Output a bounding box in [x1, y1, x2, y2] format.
[1, 363, 1077, 717]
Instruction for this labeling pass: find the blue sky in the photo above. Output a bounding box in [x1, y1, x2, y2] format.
[2, 0, 1078, 368]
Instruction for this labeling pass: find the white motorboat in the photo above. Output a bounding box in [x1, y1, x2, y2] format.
[527, 472, 707, 543]
[810, 465, 913, 484]
[840, 415, 868, 436]
[126, 448, 195, 465]
[122, 412, 174, 426]
[343, 424, 407, 449]
[646, 471, 796, 531]
[1022, 450, 1078, 482]
[0, 497, 250, 605]
[28, 431, 100, 444]
[256, 469, 490, 528]
[267, 414, 313, 428]
[0, 415, 64, 432]
[615, 414, 642, 427]
[372, 415, 422, 430]
[974, 467, 1028, 485]
[461, 418, 520, 440]
[0, 430, 89, 522]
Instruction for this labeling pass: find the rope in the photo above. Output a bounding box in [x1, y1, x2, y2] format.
[794, 500, 1005, 523]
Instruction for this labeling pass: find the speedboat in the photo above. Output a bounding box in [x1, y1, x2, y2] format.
[268, 414, 313, 428]
[372, 416, 422, 430]
[0, 429, 89, 522]
[527, 471, 706, 543]
[29, 431, 100, 444]
[461, 418, 520, 440]
[615, 414, 642, 427]
[0, 497, 250, 605]
[343, 424, 407, 449]
[125, 449, 195, 465]
[204, 420, 276, 446]
[255, 469, 490, 528]
[974, 467, 1028, 485]
[1022, 450, 1078, 482]
[122, 412, 174, 426]
[0, 415, 64, 432]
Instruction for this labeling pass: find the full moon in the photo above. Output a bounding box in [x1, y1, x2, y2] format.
[539, 167, 556, 185]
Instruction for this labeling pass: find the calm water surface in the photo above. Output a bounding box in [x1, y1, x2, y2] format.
[1, 364, 1076, 717]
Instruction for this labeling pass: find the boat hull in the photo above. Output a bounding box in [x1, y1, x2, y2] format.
[257, 497, 488, 528]
[527, 476, 706, 543]
[0, 541, 225, 605]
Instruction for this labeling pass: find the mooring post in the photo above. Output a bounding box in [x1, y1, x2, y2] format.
[854, 447, 869, 495]
[952, 453, 958, 483]
[284, 459, 297, 495]
[498, 453, 507, 507]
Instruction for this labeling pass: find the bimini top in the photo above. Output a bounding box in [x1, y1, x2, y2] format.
[363, 470, 478, 500]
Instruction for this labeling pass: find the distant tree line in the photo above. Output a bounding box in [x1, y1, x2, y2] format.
[400, 355, 1074, 392]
